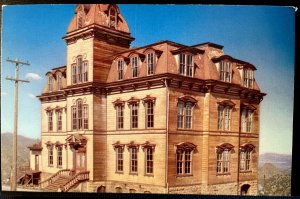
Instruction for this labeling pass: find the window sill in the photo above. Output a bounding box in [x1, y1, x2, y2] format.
[129, 172, 138, 176]
[176, 174, 193, 178]
[115, 171, 124, 174]
[216, 172, 231, 176]
[240, 170, 252, 173]
[144, 174, 154, 177]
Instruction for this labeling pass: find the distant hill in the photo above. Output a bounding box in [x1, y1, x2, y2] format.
[258, 162, 291, 196]
[259, 153, 292, 171]
[1, 132, 39, 181]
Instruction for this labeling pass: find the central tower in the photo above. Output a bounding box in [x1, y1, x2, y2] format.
[63, 4, 135, 85]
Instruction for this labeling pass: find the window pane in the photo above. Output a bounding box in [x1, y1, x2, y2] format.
[117, 106, 124, 129]
[131, 147, 138, 173]
[147, 53, 154, 75]
[179, 54, 186, 75]
[83, 105, 88, 129]
[176, 150, 183, 174]
[131, 104, 138, 128]
[218, 106, 224, 130]
[72, 107, 77, 130]
[185, 102, 192, 129]
[77, 101, 83, 129]
[116, 147, 123, 172]
[83, 62, 88, 82]
[146, 148, 153, 174]
[177, 102, 184, 128]
[118, 60, 124, 80]
[146, 102, 154, 128]
[77, 57, 83, 83]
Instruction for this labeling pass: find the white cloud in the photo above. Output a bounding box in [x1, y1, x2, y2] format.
[28, 93, 36, 98]
[25, 73, 42, 81]
[1, 92, 7, 96]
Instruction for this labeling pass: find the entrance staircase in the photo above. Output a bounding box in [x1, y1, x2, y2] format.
[39, 169, 89, 192]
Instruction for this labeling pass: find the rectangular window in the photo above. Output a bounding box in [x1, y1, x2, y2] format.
[185, 103, 192, 129]
[116, 147, 123, 172]
[224, 107, 231, 131]
[177, 150, 192, 175]
[116, 106, 124, 129]
[184, 150, 191, 174]
[176, 150, 183, 174]
[57, 146, 62, 167]
[147, 53, 154, 75]
[217, 149, 230, 174]
[243, 68, 254, 88]
[132, 56, 138, 78]
[219, 61, 232, 82]
[146, 148, 153, 174]
[77, 57, 83, 83]
[72, 64, 77, 84]
[57, 111, 62, 131]
[48, 147, 53, 167]
[240, 151, 251, 171]
[77, 101, 83, 130]
[177, 102, 184, 128]
[83, 62, 88, 82]
[218, 106, 231, 131]
[48, 77, 53, 92]
[246, 112, 252, 132]
[217, 106, 224, 130]
[83, 105, 88, 129]
[118, 60, 124, 80]
[131, 104, 138, 129]
[57, 74, 62, 91]
[241, 109, 253, 132]
[130, 147, 138, 173]
[72, 106, 77, 130]
[146, 102, 154, 128]
[186, 54, 193, 77]
[48, 111, 53, 131]
[179, 53, 186, 75]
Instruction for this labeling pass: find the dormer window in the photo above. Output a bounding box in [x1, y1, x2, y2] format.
[179, 53, 193, 77]
[109, 7, 117, 29]
[131, 56, 138, 78]
[243, 68, 254, 88]
[219, 61, 232, 83]
[57, 73, 62, 91]
[147, 52, 154, 75]
[48, 76, 53, 92]
[118, 60, 124, 80]
[77, 11, 83, 29]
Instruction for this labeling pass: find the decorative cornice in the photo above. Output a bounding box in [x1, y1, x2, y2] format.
[176, 142, 197, 151]
[142, 95, 156, 104]
[127, 97, 140, 105]
[112, 98, 125, 107]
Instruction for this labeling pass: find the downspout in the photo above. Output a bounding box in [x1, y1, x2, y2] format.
[237, 105, 241, 195]
[164, 78, 169, 193]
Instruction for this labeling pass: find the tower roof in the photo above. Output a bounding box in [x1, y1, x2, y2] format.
[67, 4, 130, 34]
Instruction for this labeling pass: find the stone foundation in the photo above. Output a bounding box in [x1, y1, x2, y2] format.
[84, 180, 167, 193]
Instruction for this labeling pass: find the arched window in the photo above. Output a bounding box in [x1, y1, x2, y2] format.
[72, 56, 88, 85]
[216, 143, 234, 174]
[177, 96, 197, 129]
[113, 141, 125, 173]
[78, 11, 83, 29]
[240, 144, 255, 172]
[109, 7, 117, 29]
[72, 99, 88, 130]
[217, 100, 235, 131]
[176, 142, 196, 175]
[115, 187, 122, 193]
[131, 56, 138, 78]
[241, 104, 256, 133]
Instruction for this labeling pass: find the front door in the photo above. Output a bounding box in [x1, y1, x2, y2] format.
[35, 155, 39, 171]
[74, 148, 86, 172]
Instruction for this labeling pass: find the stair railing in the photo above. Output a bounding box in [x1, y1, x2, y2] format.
[59, 171, 89, 192]
[39, 169, 71, 189]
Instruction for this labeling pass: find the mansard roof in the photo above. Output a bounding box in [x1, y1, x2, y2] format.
[67, 4, 130, 34]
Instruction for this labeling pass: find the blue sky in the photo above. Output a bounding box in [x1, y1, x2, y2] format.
[1, 4, 294, 155]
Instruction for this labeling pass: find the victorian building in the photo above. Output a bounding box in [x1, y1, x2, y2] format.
[27, 4, 265, 194]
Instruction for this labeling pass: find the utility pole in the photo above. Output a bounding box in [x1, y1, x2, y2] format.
[5, 58, 30, 191]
